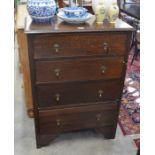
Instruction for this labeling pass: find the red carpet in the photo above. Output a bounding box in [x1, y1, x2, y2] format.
[119, 51, 140, 135]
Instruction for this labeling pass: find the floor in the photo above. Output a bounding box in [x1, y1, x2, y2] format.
[14, 36, 138, 155]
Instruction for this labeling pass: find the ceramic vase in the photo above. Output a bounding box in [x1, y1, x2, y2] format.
[108, 1, 119, 23]
[92, 0, 113, 14]
[95, 0, 106, 24]
[27, 0, 56, 22]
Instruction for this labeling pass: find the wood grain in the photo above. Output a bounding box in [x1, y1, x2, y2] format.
[26, 17, 134, 147]
[36, 79, 122, 108]
[38, 102, 118, 134]
[33, 33, 127, 59]
[17, 30, 33, 117]
[35, 57, 124, 83]
[16, 4, 33, 117]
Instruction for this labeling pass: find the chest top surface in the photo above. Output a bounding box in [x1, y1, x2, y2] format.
[24, 16, 134, 34]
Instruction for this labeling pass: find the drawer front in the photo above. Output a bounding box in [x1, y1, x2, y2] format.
[36, 79, 122, 108]
[39, 102, 118, 134]
[35, 57, 124, 83]
[33, 33, 127, 59]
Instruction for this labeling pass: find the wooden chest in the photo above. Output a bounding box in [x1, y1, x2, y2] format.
[25, 17, 134, 148]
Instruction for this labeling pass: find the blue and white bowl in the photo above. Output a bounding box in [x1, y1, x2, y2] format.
[62, 7, 88, 18]
[57, 11, 93, 24]
[27, 0, 56, 22]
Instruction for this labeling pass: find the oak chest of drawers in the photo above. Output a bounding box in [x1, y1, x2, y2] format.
[25, 17, 134, 148]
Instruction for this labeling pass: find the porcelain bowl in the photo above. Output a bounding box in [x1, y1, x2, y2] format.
[57, 11, 93, 24]
[62, 7, 88, 18]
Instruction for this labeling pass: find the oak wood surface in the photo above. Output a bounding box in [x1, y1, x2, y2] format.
[25, 16, 134, 34]
[17, 30, 33, 117]
[35, 57, 124, 83]
[36, 79, 122, 108]
[39, 102, 118, 134]
[26, 16, 134, 147]
[16, 4, 33, 117]
[33, 33, 127, 59]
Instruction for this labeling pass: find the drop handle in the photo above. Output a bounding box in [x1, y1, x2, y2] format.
[54, 68, 60, 77]
[103, 42, 108, 52]
[101, 65, 106, 74]
[98, 90, 103, 98]
[56, 119, 61, 126]
[96, 114, 102, 121]
[53, 43, 60, 53]
[122, 60, 126, 64]
[55, 93, 60, 102]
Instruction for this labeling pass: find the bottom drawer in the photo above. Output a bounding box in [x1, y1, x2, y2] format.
[39, 102, 118, 134]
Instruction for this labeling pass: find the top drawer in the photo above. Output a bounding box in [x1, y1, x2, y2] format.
[33, 33, 128, 59]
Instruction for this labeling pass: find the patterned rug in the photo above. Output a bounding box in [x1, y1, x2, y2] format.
[119, 51, 140, 135]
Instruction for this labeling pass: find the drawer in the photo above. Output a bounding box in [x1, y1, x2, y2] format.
[33, 33, 127, 59]
[36, 79, 122, 108]
[35, 57, 124, 83]
[39, 102, 118, 134]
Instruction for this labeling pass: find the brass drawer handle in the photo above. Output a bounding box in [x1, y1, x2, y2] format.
[53, 43, 60, 53]
[56, 119, 61, 126]
[54, 68, 60, 77]
[55, 93, 60, 102]
[122, 60, 126, 64]
[96, 114, 102, 121]
[101, 65, 106, 74]
[98, 89, 103, 98]
[103, 42, 108, 52]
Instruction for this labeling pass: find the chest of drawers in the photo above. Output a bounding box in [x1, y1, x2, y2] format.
[25, 17, 134, 148]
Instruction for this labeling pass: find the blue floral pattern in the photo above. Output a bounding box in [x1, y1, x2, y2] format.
[27, 0, 56, 22]
[63, 7, 88, 18]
